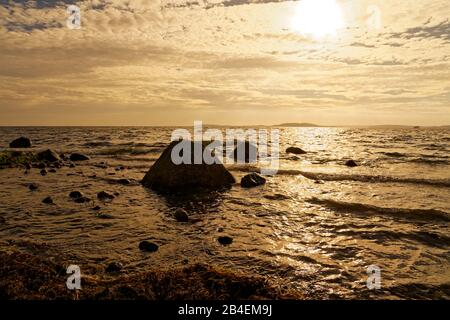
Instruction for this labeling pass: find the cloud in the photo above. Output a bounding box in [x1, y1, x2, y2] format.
[387, 19, 450, 43]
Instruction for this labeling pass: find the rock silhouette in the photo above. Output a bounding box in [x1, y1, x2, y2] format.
[9, 137, 31, 148]
[345, 160, 358, 167]
[174, 208, 189, 222]
[70, 153, 90, 161]
[37, 149, 60, 163]
[139, 241, 158, 252]
[141, 140, 235, 192]
[286, 146, 307, 155]
[241, 173, 266, 188]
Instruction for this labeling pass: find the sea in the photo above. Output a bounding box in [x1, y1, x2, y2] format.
[0, 126, 449, 299]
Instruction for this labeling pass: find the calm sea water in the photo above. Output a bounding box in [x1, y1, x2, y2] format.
[0, 126, 449, 299]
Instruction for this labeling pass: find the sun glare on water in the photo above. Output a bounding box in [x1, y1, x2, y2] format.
[291, 0, 344, 39]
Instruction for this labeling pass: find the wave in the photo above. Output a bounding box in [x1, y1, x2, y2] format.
[286, 170, 450, 188]
[306, 197, 450, 223]
[409, 158, 449, 165]
[94, 147, 164, 156]
[379, 152, 408, 157]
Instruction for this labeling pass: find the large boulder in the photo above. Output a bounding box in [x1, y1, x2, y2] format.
[141, 140, 235, 191]
[9, 137, 31, 148]
[37, 149, 60, 162]
[232, 141, 258, 163]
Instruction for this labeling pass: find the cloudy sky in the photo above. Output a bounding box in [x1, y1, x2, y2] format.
[0, 0, 449, 125]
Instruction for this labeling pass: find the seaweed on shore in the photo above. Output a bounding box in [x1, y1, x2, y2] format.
[0, 250, 304, 300]
[0, 151, 38, 167]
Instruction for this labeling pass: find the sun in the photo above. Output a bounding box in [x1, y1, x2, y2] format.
[291, 0, 344, 39]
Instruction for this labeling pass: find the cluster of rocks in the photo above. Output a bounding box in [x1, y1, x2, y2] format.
[38, 188, 116, 209]
[7, 137, 90, 168]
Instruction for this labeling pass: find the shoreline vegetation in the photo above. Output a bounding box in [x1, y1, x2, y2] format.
[0, 250, 306, 300]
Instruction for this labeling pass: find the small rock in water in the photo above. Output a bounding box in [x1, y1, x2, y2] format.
[345, 159, 358, 167]
[37, 162, 46, 169]
[37, 149, 60, 163]
[69, 163, 76, 168]
[40, 169, 47, 176]
[97, 191, 115, 201]
[25, 163, 32, 170]
[9, 137, 31, 148]
[263, 193, 289, 200]
[92, 205, 101, 211]
[173, 208, 189, 222]
[69, 191, 83, 199]
[286, 146, 307, 155]
[70, 153, 90, 161]
[139, 241, 158, 252]
[29, 183, 38, 191]
[314, 180, 324, 184]
[48, 168, 57, 173]
[218, 236, 233, 246]
[105, 262, 123, 273]
[117, 178, 130, 185]
[241, 173, 266, 188]
[42, 196, 54, 204]
[74, 196, 91, 204]
[97, 213, 114, 219]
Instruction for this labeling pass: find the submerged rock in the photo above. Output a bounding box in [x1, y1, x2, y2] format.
[42, 196, 54, 204]
[173, 208, 189, 222]
[263, 193, 289, 200]
[117, 178, 130, 185]
[241, 173, 266, 188]
[74, 196, 91, 204]
[92, 205, 101, 211]
[69, 191, 83, 199]
[97, 213, 114, 219]
[218, 236, 233, 246]
[97, 191, 115, 201]
[40, 169, 47, 176]
[286, 146, 307, 155]
[105, 262, 123, 273]
[232, 141, 258, 163]
[37, 149, 60, 163]
[70, 153, 90, 161]
[28, 183, 38, 191]
[138, 241, 158, 252]
[9, 137, 31, 148]
[345, 160, 358, 167]
[141, 140, 235, 191]
[37, 162, 46, 169]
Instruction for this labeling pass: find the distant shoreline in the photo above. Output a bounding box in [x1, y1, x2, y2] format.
[0, 124, 449, 128]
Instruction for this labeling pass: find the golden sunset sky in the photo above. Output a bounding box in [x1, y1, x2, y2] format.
[0, 0, 449, 126]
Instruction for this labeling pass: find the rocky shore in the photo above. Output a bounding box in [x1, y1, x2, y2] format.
[0, 250, 305, 300]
